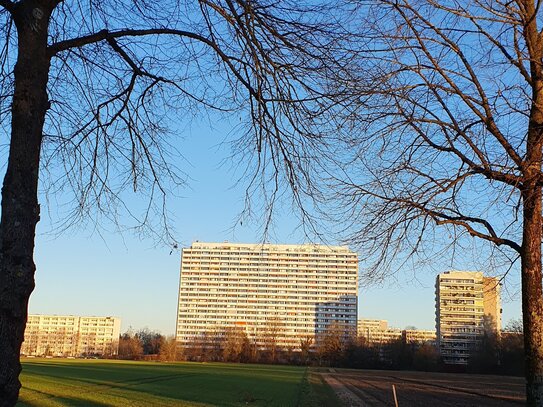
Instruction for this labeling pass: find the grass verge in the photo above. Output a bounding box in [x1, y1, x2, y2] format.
[297, 369, 343, 407]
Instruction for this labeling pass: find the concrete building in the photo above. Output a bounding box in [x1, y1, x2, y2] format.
[435, 271, 501, 365]
[403, 329, 436, 345]
[358, 319, 436, 346]
[176, 242, 358, 350]
[357, 319, 402, 345]
[21, 315, 121, 357]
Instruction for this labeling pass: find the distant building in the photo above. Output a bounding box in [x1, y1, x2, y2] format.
[357, 319, 402, 345]
[358, 319, 436, 364]
[176, 242, 358, 350]
[403, 329, 436, 346]
[358, 319, 436, 346]
[435, 271, 501, 365]
[21, 315, 121, 357]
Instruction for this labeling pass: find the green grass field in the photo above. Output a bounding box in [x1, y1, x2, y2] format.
[17, 359, 340, 406]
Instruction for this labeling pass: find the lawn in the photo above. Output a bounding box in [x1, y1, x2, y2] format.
[17, 359, 339, 406]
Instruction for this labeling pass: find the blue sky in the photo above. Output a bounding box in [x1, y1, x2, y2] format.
[28, 118, 523, 335]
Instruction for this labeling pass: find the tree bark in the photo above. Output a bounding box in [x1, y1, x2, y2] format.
[522, 54, 543, 404]
[522, 184, 543, 406]
[519, 1, 543, 402]
[0, 1, 52, 405]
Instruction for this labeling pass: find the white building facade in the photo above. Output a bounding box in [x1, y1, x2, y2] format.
[21, 315, 121, 357]
[176, 242, 358, 349]
[358, 319, 436, 346]
[357, 319, 402, 345]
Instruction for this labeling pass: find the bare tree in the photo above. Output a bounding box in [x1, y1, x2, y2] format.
[260, 317, 284, 363]
[158, 336, 180, 362]
[221, 326, 250, 362]
[184, 330, 213, 361]
[315, 320, 351, 366]
[299, 336, 314, 365]
[135, 328, 164, 355]
[502, 319, 525, 375]
[307, 0, 543, 404]
[118, 330, 143, 360]
[0, 0, 340, 403]
[506, 318, 525, 334]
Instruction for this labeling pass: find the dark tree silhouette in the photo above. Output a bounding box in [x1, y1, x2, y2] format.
[311, 1, 543, 404]
[0, 0, 338, 403]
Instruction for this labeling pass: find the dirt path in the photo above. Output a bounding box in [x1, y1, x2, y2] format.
[321, 370, 366, 407]
[320, 369, 525, 407]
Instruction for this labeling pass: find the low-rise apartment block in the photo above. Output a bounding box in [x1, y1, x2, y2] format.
[436, 271, 501, 365]
[404, 329, 436, 345]
[176, 242, 358, 350]
[357, 319, 402, 345]
[358, 319, 436, 346]
[21, 314, 121, 357]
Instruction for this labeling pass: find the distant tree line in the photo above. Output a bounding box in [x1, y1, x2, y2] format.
[341, 320, 524, 376]
[467, 319, 525, 376]
[117, 328, 180, 362]
[113, 319, 524, 377]
[322, 320, 524, 376]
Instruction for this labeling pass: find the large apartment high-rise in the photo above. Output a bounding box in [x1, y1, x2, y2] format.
[176, 242, 358, 349]
[21, 314, 121, 357]
[435, 271, 501, 365]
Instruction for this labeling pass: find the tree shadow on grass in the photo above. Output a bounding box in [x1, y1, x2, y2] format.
[18, 395, 111, 406]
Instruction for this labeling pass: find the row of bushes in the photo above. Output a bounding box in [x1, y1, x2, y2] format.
[117, 322, 524, 376]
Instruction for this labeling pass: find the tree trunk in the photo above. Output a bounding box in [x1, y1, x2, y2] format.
[0, 2, 51, 405]
[521, 183, 543, 406]
[521, 0, 543, 398]
[522, 78, 543, 406]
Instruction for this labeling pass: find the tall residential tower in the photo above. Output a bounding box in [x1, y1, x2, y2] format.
[435, 271, 501, 365]
[176, 242, 358, 349]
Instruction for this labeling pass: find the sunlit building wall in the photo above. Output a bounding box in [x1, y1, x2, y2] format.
[176, 242, 358, 349]
[357, 319, 402, 344]
[21, 315, 121, 357]
[436, 271, 501, 365]
[358, 319, 436, 346]
[403, 329, 436, 345]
